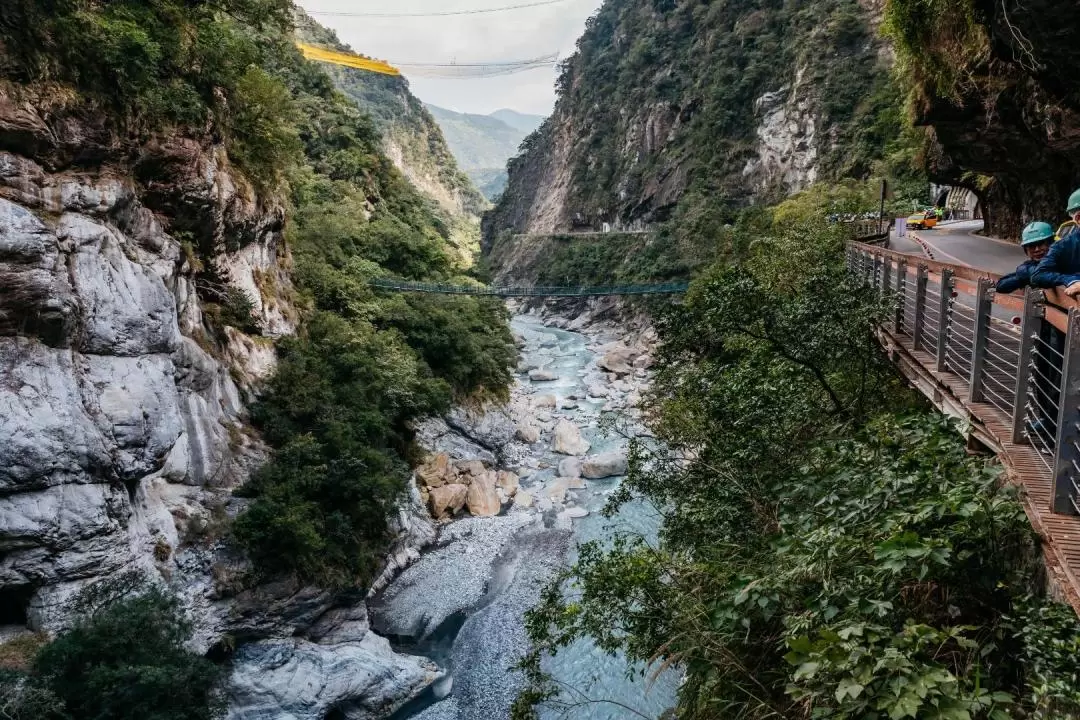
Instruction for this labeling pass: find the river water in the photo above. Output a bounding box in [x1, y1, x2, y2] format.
[375, 316, 677, 720]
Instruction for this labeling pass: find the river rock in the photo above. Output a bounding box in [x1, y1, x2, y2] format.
[560, 400, 578, 410]
[551, 420, 590, 456]
[466, 473, 501, 517]
[428, 484, 468, 519]
[515, 424, 540, 443]
[528, 369, 558, 382]
[586, 383, 608, 398]
[514, 491, 534, 509]
[581, 451, 628, 479]
[532, 394, 557, 408]
[561, 507, 589, 519]
[598, 346, 639, 377]
[558, 457, 582, 478]
[633, 354, 653, 369]
[496, 470, 519, 497]
[226, 633, 436, 720]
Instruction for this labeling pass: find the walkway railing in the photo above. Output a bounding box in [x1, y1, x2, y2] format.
[850, 242, 1080, 608]
[367, 278, 689, 297]
[850, 242, 1080, 515]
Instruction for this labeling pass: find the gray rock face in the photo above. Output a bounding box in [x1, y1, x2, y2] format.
[226, 628, 437, 720]
[0, 138, 292, 635]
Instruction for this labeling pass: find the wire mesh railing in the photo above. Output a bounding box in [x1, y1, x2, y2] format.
[847, 245, 1080, 516]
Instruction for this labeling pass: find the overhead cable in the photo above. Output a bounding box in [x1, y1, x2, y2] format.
[305, 0, 569, 18]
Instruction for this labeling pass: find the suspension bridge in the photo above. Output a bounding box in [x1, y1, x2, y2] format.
[849, 241, 1080, 613]
[367, 278, 689, 296]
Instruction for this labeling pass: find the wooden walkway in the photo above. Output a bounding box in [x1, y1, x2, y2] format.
[878, 323, 1080, 610]
[854, 243, 1080, 612]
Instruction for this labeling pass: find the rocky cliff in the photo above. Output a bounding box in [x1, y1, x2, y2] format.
[0, 2, 514, 714]
[483, 0, 897, 249]
[885, 0, 1080, 238]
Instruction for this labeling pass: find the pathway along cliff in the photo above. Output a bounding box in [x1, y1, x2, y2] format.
[372, 309, 677, 720]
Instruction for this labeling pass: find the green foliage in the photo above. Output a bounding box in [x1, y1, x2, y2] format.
[230, 34, 515, 586]
[0, 0, 298, 188]
[882, 0, 989, 101]
[2, 587, 223, 720]
[516, 214, 1079, 719]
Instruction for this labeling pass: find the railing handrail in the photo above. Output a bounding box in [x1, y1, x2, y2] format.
[848, 242, 1080, 521]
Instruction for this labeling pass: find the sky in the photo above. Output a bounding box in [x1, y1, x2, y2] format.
[295, 0, 605, 116]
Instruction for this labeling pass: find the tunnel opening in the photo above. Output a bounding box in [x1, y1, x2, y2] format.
[0, 585, 35, 626]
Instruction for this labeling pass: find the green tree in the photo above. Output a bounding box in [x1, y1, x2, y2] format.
[27, 589, 224, 720]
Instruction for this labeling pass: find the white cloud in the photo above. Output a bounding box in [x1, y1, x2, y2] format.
[295, 0, 604, 115]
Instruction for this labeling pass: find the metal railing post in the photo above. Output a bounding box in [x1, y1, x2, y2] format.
[935, 269, 953, 372]
[880, 255, 891, 296]
[1012, 288, 1042, 444]
[967, 277, 993, 402]
[1052, 308, 1080, 515]
[894, 260, 907, 332]
[912, 265, 929, 350]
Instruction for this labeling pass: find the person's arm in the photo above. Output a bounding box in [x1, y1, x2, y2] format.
[1031, 238, 1080, 288]
[995, 271, 1024, 294]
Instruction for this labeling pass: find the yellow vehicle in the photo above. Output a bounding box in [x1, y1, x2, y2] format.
[1057, 220, 1076, 241]
[907, 211, 938, 230]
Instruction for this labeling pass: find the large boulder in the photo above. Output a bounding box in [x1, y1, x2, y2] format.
[466, 472, 502, 517]
[558, 457, 582, 478]
[515, 424, 540, 444]
[428, 484, 468, 519]
[598, 346, 638, 377]
[528, 369, 558, 382]
[226, 633, 437, 720]
[551, 420, 590, 456]
[581, 451, 628, 479]
[531, 394, 557, 409]
[496, 470, 519, 497]
[416, 453, 452, 489]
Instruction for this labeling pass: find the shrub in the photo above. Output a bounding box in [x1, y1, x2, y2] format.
[2, 587, 225, 720]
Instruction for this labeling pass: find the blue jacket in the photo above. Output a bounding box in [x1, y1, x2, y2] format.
[996, 260, 1037, 294]
[1032, 228, 1080, 288]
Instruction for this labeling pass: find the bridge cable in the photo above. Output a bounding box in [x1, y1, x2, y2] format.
[305, 0, 570, 18]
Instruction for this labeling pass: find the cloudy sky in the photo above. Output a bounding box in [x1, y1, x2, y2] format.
[295, 0, 605, 116]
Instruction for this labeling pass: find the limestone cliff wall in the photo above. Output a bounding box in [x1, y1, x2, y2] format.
[0, 83, 295, 634]
[483, 0, 892, 255]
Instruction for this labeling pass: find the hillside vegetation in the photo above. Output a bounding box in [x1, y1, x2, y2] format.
[0, 0, 513, 712]
[516, 197, 1080, 720]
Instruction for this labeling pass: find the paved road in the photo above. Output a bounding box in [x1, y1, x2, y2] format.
[891, 220, 1026, 275]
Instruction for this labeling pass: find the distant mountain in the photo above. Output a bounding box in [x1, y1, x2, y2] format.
[490, 109, 546, 135]
[425, 105, 547, 200]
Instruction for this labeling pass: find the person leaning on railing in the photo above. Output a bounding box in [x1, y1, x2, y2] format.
[1004, 220, 1066, 443]
[995, 221, 1054, 294]
[1031, 188, 1080, 298]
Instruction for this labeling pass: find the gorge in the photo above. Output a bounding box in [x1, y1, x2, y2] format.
[4, 0, 1080, 719]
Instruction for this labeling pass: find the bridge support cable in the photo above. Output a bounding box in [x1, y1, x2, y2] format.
[848, 243, 1080, 519]
[365, 278, 689, 297]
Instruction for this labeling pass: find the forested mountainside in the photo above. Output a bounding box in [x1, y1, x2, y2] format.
[425, 104, 544, 201]
[293, 11, 488, 260]
[885, 0, 1080, 238]
[483, 0, 919, 254]
[0, 0, 511, 716]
